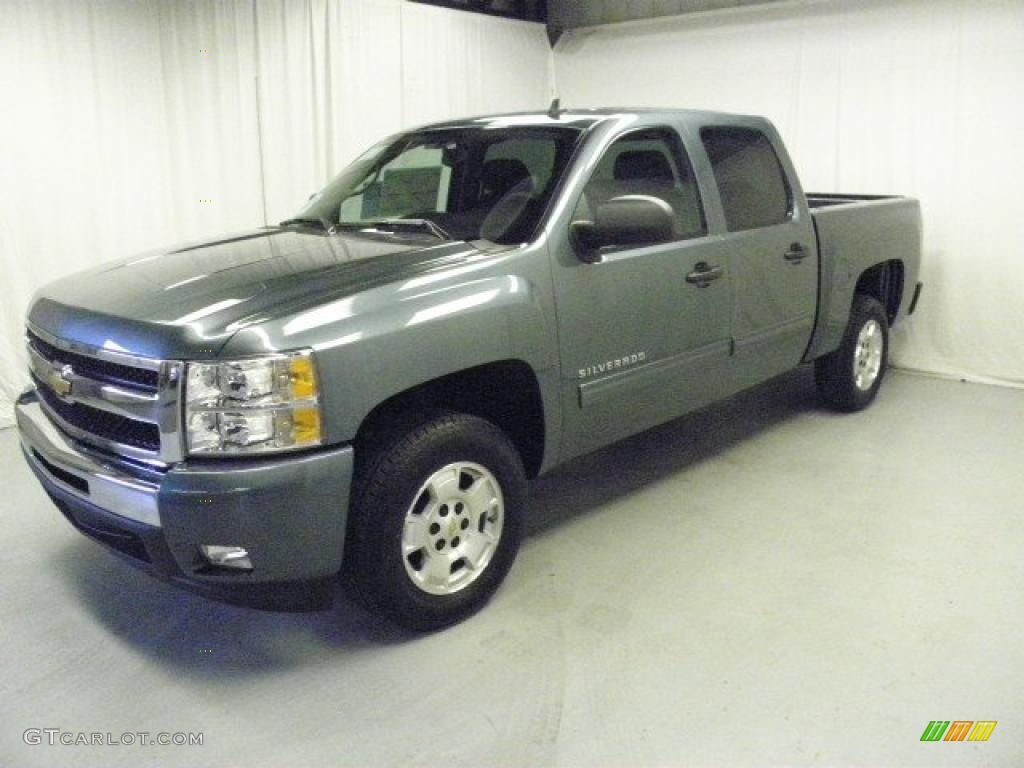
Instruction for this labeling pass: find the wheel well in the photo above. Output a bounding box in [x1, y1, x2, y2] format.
[354, 360, 546, 478]
[855, 260, 904, 324]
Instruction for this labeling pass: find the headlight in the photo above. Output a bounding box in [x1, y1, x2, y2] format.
[184, 351, 322, 455]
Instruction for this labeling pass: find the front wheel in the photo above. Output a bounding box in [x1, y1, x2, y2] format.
[345, 412, 526, 631]
[815, 294, 889, 412]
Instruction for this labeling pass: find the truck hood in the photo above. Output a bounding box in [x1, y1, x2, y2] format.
[28, 227, 483, 360]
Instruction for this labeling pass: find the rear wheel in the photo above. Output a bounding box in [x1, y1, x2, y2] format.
[815, 294, 889, 412]
[345, 412, 526, 631]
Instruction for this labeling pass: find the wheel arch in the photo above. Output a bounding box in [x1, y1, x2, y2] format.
[806, 256, 906, 361]
[353, 359, 546, 479]
[854, 259, 905, 325]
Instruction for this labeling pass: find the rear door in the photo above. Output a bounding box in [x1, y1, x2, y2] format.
[553, 124, 734, 461]
[698, 125, 818, 389]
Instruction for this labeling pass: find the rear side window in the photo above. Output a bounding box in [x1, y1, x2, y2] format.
[700, 127, 792, 231]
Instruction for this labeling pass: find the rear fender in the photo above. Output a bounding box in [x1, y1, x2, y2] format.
[804, 199, 922, 360]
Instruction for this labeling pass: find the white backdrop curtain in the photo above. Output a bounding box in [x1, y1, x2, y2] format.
[554, 0, 1024, 388]
[0, 0, 553, 428]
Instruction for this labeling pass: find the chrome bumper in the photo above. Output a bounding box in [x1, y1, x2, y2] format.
[16, 390, 161, 527]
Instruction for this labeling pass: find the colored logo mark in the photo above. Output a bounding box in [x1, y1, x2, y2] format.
[920, 720, 996, 742]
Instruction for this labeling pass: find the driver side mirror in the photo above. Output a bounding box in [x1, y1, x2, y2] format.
[570, 195, 676, 263]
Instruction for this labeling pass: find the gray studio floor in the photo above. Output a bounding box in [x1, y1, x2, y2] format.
[1, 368, 1021, 767]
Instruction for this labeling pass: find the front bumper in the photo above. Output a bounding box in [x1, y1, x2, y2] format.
[17, 388, 354, 611]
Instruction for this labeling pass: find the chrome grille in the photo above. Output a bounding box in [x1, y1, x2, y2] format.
[27, 330, 159, 391]
[26, 324, 183, 464]
[35, 383, 161, 451]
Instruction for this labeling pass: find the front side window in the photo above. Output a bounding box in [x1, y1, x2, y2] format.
[571, 128, 707, 245]
[297, 126, 582, 245]
[700, 126, 792, 232]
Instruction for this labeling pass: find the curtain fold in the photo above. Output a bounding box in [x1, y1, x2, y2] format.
[400, 3, 552, 127]
[255, 0, 408, 224]
[0, 0, 553, 428]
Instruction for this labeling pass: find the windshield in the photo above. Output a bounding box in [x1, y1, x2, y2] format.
[292, 125, 583, 244]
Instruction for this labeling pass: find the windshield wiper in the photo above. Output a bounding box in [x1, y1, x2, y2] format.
[278, 216, 336, 234]
[337, 218, 450, 241]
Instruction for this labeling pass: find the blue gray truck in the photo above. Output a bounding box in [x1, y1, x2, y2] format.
[16, 108, 922, 629]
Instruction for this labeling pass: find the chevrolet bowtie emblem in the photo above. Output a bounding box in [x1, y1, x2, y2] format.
[47, 364, 74, 398]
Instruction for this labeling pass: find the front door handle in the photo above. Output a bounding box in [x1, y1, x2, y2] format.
[685, 262, 723, 287]
[784, 243, 808, 263]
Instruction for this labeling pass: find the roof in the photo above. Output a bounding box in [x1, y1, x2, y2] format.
[412, 107, 754, 132]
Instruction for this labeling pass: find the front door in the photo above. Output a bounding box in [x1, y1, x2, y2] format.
[554, 126, 734, 461]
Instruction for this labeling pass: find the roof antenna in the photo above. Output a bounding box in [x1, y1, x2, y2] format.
[548, 98, 561, 119]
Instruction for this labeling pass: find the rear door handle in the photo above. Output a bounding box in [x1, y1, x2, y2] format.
[784, 243, 808, 263]
[685, 262, 723, 287]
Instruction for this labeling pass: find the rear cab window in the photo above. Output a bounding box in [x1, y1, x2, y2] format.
[700, 127, 792, 232]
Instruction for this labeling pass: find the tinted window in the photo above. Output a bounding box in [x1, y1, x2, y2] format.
[572, 128, 706, 243]
[700, 127, 792, 231]
[299, 126, 582, 245]
[484, 138, 557, 196]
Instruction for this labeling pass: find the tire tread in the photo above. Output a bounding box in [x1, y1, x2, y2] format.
[815, 293, 889, 412]
[345, 411, 525, 630]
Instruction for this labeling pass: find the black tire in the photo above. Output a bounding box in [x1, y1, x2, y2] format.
[815, 294, 889, 412]
[344, 412, 526, 631]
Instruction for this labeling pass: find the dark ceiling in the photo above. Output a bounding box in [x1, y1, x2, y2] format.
[408, 1, 788, 45]
[407, 0, 548, 23]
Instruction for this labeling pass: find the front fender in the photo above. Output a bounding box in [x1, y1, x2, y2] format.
[220, 267, 556, 446]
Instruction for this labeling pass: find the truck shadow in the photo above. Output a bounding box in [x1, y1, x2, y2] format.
[56, 539, 416, 676]
[56, 365, 824, 674]
[55, 540, 415, 667]
[527, 365, 820, 535]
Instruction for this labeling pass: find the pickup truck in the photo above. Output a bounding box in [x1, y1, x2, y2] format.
[16, 108, 922, 629]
